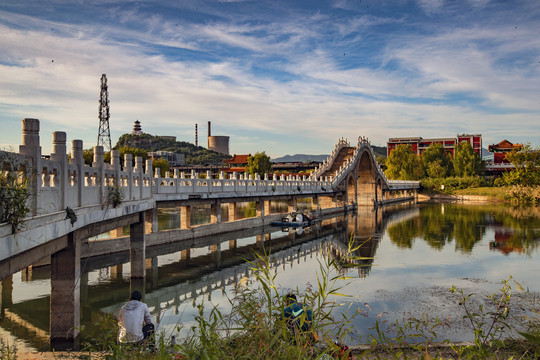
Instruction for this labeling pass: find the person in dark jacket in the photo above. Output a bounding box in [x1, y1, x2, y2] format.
[283, 293, 313, 333]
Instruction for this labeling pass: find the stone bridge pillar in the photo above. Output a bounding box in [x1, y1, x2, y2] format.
[130, 212, 146, 279]
[210, 244, 221, 267]
[263, 200, 271, 215]
[19, 118, 41, 216]
[288, 197, 296, 213]
[1, 276, 13, 317]
[210, 202, 220, 224]
[181, 249, 190, 260]
[181, 206, 191, 229]
[70, 140, 84, 208]
[50, 232, 80, 350]
[145, 208, 158, 233]
[51, 131, 68, 210]
[255, 200, 263, 217]
[227, 203, 236, 222]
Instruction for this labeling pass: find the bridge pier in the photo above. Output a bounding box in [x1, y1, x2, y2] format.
[181, 206, 191, 229]
[110, 264, 123, 279]
[210, 203, 221, 224]
[145, 207, 159, 233]
[130, 212, 146, 279]
[210, 244, 221, 267]
[146, 257, 158, 289]
[80, 271, 88, 302]
[255, 200, 263, 217]
[181, 249, 191, 260]
[288, 198, 296, 213]
[50, 232, 80, 350]
[1, 276, 13, 317]
[227, 203, 236, 222]
[264, 200, 271, 216]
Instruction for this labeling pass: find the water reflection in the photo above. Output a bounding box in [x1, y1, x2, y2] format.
[1, 203, 539, 350]
[387, 204, 540, 254]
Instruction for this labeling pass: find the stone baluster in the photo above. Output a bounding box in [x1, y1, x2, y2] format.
[111, 150, 120, 189]
[134, 156, 143, 199]
[124, 154, 133, 200]
[92, 145, 104, 204]
[51, 131, 67, 210]
[19, 119, 42, 215]
[70, 140, 84, 207]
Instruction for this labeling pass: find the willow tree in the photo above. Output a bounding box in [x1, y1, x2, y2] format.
[385, 144, 423, 180]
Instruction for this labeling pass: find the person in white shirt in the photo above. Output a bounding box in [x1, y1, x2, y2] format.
[118, 290, 154, 345]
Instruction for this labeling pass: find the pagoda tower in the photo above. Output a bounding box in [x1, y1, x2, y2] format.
[131, 120, 143, 135]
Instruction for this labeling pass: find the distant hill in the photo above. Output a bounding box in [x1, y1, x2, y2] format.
[114, 133, 231, 165]
[273, 146, 387, 163]
[272, 154, 328, 163]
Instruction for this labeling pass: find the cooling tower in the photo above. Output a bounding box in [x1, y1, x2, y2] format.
[208, 136, 230, 155]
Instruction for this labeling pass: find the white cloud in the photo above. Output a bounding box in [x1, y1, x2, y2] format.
[0, 1, 539, 158]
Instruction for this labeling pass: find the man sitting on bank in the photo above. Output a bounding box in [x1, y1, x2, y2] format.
[118, 290, 154, 346]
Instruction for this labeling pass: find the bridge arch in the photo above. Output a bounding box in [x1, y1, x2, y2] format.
[346, 173, 356, 206]
[356, 150, 376, 205]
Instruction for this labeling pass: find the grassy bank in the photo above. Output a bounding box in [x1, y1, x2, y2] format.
[420, 177, 540, 205]
[4, 244, 540, 360]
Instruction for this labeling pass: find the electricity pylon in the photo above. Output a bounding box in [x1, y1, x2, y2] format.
[97, 74, 112, 152]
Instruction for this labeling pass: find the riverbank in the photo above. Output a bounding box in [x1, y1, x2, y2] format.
[418, 186, 512, 203]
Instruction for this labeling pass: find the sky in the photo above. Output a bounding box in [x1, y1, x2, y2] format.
[1, 0, 539, 158]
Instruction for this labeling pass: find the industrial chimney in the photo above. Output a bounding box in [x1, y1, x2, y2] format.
[195, 124, 198, 147]
[207, 121, 211, 148]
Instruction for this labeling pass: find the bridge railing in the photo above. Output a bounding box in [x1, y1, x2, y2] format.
[312, 138, 350, 179]
[152, 171, 333, 197]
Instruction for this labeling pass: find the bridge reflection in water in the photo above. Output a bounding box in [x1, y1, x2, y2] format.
[0, 205, 415, 351]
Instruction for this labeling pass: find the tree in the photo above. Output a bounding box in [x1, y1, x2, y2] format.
[501, 144, 540, 185]
[0, 150, 33, 232]
[152, 158, 171, 177]
[453, 141, 483, 177]
[246, 152, 272, 178]
[422, 143, 453, 178]
[385, 144, 423, 180]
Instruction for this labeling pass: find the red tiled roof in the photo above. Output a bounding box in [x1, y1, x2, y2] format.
[224, 154, 251, 165]
[488, 140, 523, 152]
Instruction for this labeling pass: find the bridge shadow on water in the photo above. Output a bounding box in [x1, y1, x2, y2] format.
[0, 204, 417, 351]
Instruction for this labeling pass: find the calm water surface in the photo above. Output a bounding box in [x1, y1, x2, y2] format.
[1, 203, 539, 350]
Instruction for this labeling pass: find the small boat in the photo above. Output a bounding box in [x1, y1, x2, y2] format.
[271, 212, 318, 228]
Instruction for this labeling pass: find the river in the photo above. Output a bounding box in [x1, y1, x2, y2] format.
[1, 202, 539, 351]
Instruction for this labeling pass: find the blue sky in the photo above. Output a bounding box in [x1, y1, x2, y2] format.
[1, 0, 539, 158]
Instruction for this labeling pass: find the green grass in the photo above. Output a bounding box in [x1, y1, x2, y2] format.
[452, 186, 509, 200]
